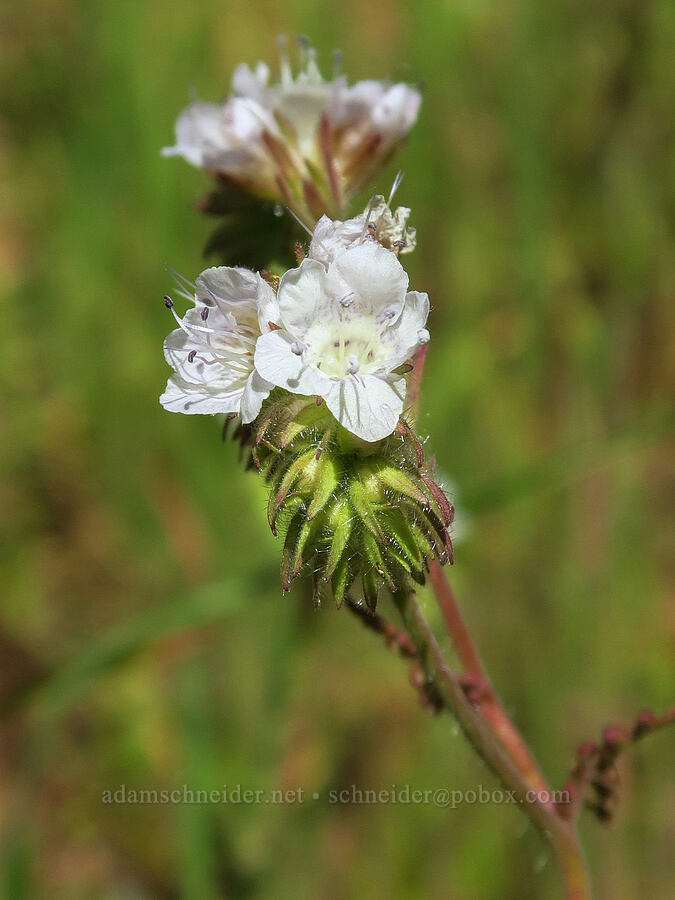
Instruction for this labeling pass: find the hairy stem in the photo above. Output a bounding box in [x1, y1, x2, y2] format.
[392, 586, 592, 900]
[427, 560, 552, 801]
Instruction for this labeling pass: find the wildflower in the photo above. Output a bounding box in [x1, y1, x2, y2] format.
[162, 37, 421, 225]
[254, 239, 430, 442]
[160, 266, 278, 421]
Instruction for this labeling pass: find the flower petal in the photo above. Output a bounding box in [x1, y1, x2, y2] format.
[323, 373, 406, 442]
[309, 214, 366, 266]
[329, 242, 408, 319]
[277, 258, 332, 337]
[193, 265, 279, 332]
[383, 290, 430, 368]
[160, 375, 243, 415]
[371, 84, 421, 139]
[240, 370, 273, 423]
[254, 330, 328, 396]
[161, 102, 227, 168]
[231, 62, 270, 102]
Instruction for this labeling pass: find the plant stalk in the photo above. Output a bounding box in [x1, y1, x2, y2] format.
[392, 586, 592, 900]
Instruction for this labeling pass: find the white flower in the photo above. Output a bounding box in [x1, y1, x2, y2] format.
[162, 38, 421, 224]
[309, 195, 416, 266]
[160, 267, 279, 422]
[254, 240, 430, 442]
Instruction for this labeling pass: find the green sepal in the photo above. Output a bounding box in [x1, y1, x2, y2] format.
[292, 514, 325, 578]
[269, 448, 317, 534]
[380, 509, 425, 581]
[306, 456, 340, 520]
[361, 459, 428, 507]
[279, 402, 327, 449]
[325, 500, 354, 580]
[281, 506, 307, 591]
[362, 531, 396, 592]
[331, 553, 353, 608]
[361, 564, 380, 612]
[348, 479, 384, 541]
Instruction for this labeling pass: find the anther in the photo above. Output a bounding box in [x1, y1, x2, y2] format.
[291, 341, 304, 356]
[339, 291, 355, 308]
[332, 48, 343, 77]
[200, 307, 209, 321]
[417, 328, 430, 344]
[164, 295, 174, 308]
[345, 355, 360, 375]
[187, 350, 197, 363]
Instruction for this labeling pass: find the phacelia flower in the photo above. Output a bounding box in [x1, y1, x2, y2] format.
[308, 193, 416, 267]
[162, 37, 421, 225]
[254, 239, 430, 442]
[160, 267, 278, 421]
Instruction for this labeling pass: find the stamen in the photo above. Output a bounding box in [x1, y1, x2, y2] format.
[345, 355, 360, 375]
[200, 307, 209, 321]
[277, 34, 292, 85]
[331, 48, 343, 78]
[296, 34, 311, 64]
[360, 194, 378, 241]
[417, 328, 430, 345]
[166, 265, 197, 303]
[285, 205, 314, 236]
[306, 46, 321, 81]
[388, 170, 404, 206]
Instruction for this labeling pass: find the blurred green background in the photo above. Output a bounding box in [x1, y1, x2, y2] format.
[1, 0, 673, 897]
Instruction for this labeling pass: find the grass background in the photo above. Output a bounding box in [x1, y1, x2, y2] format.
[1, 0, 673, 897]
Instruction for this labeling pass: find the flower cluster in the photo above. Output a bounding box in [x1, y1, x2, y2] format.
[161, 203, 427, 442]
[163, 36, 421, 225]
[160, 42, 453, 607]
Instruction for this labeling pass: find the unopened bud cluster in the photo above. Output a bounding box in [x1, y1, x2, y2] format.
[249, 393, 453, 608]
